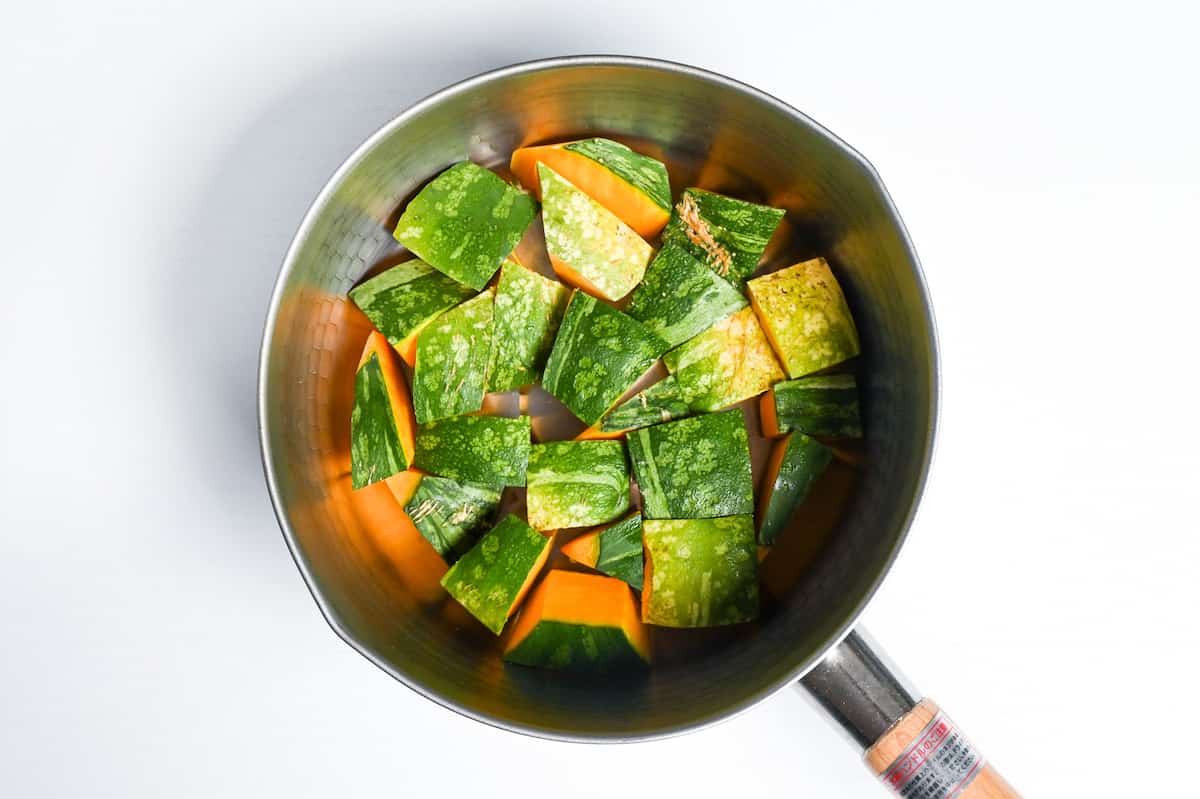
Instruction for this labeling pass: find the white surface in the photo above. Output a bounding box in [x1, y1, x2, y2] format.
[2, 1, 1198, 796]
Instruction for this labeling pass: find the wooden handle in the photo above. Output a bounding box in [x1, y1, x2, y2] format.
[864, 699, 1020, 798]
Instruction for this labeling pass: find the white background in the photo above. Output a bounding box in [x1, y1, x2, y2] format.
[3, 1, 1197, 796]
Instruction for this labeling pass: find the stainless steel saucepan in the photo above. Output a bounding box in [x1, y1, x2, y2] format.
[258, 56, 1018, 796]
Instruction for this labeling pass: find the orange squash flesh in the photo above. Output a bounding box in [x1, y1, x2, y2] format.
[574, 425, 627, 441]
[757, 433, 793, 526]
[510, 144, 669, 239]
[505, 570, 649, 661]
[640, 544, 655, 623]
[358, 331, 417, 466]
[383, 469, 424, 507]
[760, 388, 783, 438]
[560, 532, 601, 569]
[505, 533, 556, 620]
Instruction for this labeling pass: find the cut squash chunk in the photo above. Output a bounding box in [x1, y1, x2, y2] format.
[441, 514, 553, 635]
[511, 138, 670, 238]
[392, 472, 501, 564]
[663, 306, 784, 412]
[626, 408, 754, 520]
[599, 375, 692, 435]
[661, 188, 785, 287]
[413, 415, 530, 489]
[539, 163, 652, 301]
[747, 258, 861, 378]
[394, 162, 537, 290]
[541, 291, 667, 427]
[757, 432, 833, 547]
[642, 516, 758, 627]
[561, 513, 644, 591]
[504, 570, 649, 670]
[350, 331, 416, 489]
[486, 260, 570, 393]
[526, 440, 630, 531]
[760, 374, 862, 439]
[625, 243, 748, 349]
[348, 259, 475, 366]
[412, 289, 494, 423]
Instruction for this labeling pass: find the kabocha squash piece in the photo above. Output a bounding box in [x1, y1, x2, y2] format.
[348, 259, 475, 365]
[510, 138, 671, 238]
[526, 440, 631, 531]
[624, 243, 749, 349]
[747, 258, 861, 378]
[412, 289, 494, 423]
[504, 570, 649, 670]
[538, 163, 653, 301]
[350, 332, 416, 489]
[627, 409, 754, 520]
[561, 513, 644, 591]
[388, 472, 502, 564]
[440, 514, 553, 635]
[393, 162, 538, 291]
[661, 188, 785, 287]
[542, 291, 668, 427]
[663, 306, 784, 412]
[760, 374, 863, 439]
[642, 516, 758, 627]
[599, 375, 691, 434]
[413, 415, 531, 489]
[757, 432, 833, 547]
[486, 260, 570, 393]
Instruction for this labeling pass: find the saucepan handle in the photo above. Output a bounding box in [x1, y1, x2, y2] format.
[798, 629, 1021, 798]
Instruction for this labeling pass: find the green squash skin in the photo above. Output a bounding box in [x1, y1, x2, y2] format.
[503, 620, 647, 671]
[600, 375, 692, 433]
[348, 259, 475, 348]
[349, 353, 409, 489]
[440, 514, 549, 635]
[769, 375, 863, 438]
[758, 433, 833, 547]
[527, 440, 631, 531]
[663, 307, 784, 412]
[541, 292, 668, 427]
[562, 138, 672, 212]
[485, 261, 570, 393]
[404, 475, 502, 564]
[747, 258, 861, 378]
[413, 415, 530, 489]
[592, 513, 644, 591]
[624, 243, 749, 349]
[393, 162, 538, 291]
[539, 164, 653, 300]
[626, 409, 754, 519]
[412, 291, 494, 423]
[643, 516, 758, 627]
[661, 188, 785, 287]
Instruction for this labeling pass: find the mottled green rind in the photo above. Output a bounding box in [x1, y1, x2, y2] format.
[413, 415, 530, 488]
[539, 163, 652, 300]
[412, 291, 494, 423]
[542, 292, 668, 426]
[593, 513, 644, 591]
[486, 261, 569, 393]
[758, 434, 833, 547]
[348, 259, 475, 347]
[526, 440, 630, 531]
[770, 375, 863, 438]
[404, 475, 502, 564]
[441, 514, 549, 635]
[643, 516, 758, 627]
[562, 138, 672, 212]
[350, 354, 408, 489]
[394, 162, 538, 290]
[504, 620, 647, 671]
[747, 258, 861, 377]
[663, 307, 784, 412]
[627, 409, 754, 520]
[661, 188, 785, 287]
[600, 375, 692, 433]
[624, 243, 748, 349]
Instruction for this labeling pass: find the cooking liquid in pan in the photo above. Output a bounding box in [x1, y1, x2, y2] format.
[328, 135, 864, 668]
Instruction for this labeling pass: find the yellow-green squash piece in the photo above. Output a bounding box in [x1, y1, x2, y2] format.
[663, 306, 784, 412]
[642, 516, 758, 627]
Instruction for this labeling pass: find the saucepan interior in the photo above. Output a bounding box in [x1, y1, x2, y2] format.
[259, 56, 937, 741]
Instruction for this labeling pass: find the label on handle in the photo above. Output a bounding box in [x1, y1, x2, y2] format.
[880, 710, 985, 798]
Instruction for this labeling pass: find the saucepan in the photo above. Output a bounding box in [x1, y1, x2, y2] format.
[258, 55, 1017, 796]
